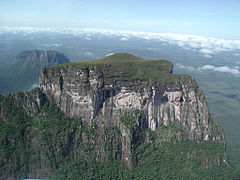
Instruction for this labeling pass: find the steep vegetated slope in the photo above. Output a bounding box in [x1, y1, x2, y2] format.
[0, 53, 239, 179]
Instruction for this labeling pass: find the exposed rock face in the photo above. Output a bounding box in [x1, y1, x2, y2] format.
[8, 89, 47, 116]
[15, 50, 69, 68]
[39, 54, 224, 167]
[0, 53, 233, 180]
[0, 50, 70, 94]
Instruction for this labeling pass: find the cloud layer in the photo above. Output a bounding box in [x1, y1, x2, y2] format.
[1, 26, 240, 57]
[176, 63, 240, 76]
[200, 65, 240, 75]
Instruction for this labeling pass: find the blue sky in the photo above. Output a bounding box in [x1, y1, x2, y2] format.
[0, 0, 240, 39]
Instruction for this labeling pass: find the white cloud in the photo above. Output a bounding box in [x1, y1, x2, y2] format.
[176, 63, 195, 71]
[105, 53, 114, 57]
[43, 43, 62, 47]
[85, 52, 94, 57]
[233, 66, 240, 69]
[176, 63, 240, 76]
[199, 48, 214, 54]
[51, 43, 62, 47]
[1, 26, 240, 56]
[85, 37, 92, 40]
[203, 54, 212, 58]
[199, 65, 240, 75]
[120, 37, 128, 41]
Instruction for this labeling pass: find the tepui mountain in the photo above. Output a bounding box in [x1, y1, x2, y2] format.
[1, 53, 238, 179]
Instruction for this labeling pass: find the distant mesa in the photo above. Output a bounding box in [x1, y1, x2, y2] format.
[14, 50, 69, 68]
[1, 50, 70, 94]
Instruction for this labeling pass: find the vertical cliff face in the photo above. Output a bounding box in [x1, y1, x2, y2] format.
[39, 53, 225, 167]
[15, 50, 70, 68]
[1, 53, 233, 180]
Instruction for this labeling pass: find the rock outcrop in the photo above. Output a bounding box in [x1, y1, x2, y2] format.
[39, 53, 224, 167]
[0, 53, 232, 180]
[15, 50, 69, 68]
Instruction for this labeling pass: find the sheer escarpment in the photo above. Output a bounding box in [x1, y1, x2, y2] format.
[40, 53, 224, 167]
[1, 53, 231, 180]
